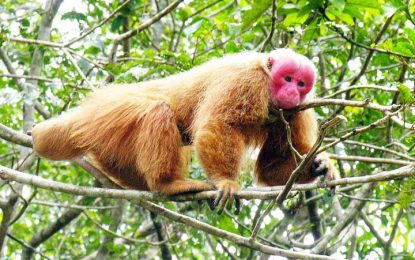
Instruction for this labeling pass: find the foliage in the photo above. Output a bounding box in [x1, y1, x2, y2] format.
[0, 0, 415, 259]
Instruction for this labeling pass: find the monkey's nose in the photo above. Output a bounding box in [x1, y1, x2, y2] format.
[277, 88, 300, 109]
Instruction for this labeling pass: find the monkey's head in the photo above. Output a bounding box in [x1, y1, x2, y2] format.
[266, 49, 316, 109]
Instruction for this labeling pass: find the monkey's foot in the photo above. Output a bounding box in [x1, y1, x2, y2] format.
[311, 156, 329, 178]
[311, 153, 339, 194]
[159, 180, 214, 195]
[210, 180, 241, 215]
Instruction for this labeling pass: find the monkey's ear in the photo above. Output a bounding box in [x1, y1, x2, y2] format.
[266, 57, 273, 71]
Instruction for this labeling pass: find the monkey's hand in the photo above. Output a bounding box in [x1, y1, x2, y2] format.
[210, 179, 241, 215]
[311, 153, 339, 194]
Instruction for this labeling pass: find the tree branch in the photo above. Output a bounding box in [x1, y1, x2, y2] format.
[21, 197, 97, 259]
[260, 0, 276, 52]
[64, 0, 133, 47]
[311, 183, 376, 253]
[0, 166, 334, 259]
[114, 0, 183, 42]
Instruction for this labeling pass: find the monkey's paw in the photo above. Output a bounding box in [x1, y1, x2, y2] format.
[209, 180, 241, 215]
[311, 153, 339, 194]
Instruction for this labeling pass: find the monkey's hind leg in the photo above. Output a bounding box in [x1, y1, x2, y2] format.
[137, 102, 213, 195]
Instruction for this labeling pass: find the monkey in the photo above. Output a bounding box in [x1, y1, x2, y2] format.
[31, 49, 337, 214]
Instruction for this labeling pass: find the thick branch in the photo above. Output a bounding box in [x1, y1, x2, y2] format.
[0, 124, 33, 148]
[0, 165, 333, 259]
[1, 163, 414, 202]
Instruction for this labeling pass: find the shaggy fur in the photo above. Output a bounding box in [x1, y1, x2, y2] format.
[31, 51, 334, 195]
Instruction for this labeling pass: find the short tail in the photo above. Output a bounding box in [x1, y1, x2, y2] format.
[31, 112, 83, 161]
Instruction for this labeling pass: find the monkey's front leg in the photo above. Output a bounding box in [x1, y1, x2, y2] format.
[194, 122, 245, 214]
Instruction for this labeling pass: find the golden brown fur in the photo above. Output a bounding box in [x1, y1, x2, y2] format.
[31, 52, 330, 195]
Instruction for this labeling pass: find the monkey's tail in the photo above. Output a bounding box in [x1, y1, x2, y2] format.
[31, 111, 83, 161]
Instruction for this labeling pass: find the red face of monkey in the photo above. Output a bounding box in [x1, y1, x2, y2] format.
[267, 49, 316, 109]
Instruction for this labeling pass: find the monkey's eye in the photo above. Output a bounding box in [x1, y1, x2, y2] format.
[298, 81, 305, 87]
[284, 76, 292, 82]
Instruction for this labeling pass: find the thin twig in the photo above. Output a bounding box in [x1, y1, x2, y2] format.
[260, 0, 276, 52]
[324, 11, 412, 59]
[7, 233, 52, 260]
[278, 109, 302, 161]
[279, 99, 400, 114]
[311, 183, 376, 253]
[64, 0, 133, 47]
[61, 48, 93, 88]
[323, 85, 398, 99]
[324, 138, 415, 161]
[6, 36, 63, 48]
[327, 154, 410, 165]
[319, 107, 404, 153]
[82, 211, 167, 245]
[114, 0, 183, 42]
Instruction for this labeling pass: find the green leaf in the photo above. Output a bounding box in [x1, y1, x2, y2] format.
[397, 83, 415, 104]
[186, 18, 214, 38]
[324, 9, 336, 20]
[303, 19, 319, 42]
[163, 201, 177, 211]
[225, 41, 240, 53]
[283, 12, 308, 27]
[21, 18, 30, 27]
[347, 0, 381, 10]
[404, 28, 415, 45]
[84, 45, 100, 55]
[298, 3, 316, 17]
[398, 193, 412, 208]
[110, 16, 125, 32]
[343, 4, 364, 19]
[411, 1, 415, 13]
[320, 21, 328, 36]
[283, 13, 298, 27]
[326, 6, 355, 25]
[336, 12, 354, 25]
[322, 192, 334, 204]
[329, 0, 345, 11]
[393, 41, 414, 56]
[62, 11, 87, 22]
[386, 0, 405, 9]
[242, 0, 272, 30]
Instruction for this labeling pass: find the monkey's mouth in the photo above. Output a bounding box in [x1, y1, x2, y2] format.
[277, 99, 300, 109]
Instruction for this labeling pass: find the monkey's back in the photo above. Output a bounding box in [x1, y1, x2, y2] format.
[85, 52, 269, 132]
